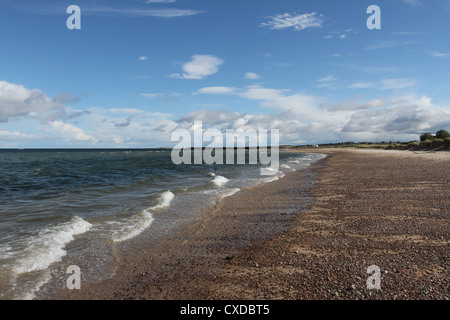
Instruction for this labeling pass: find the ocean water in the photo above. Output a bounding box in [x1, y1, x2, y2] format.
[0, 149, 325, 300]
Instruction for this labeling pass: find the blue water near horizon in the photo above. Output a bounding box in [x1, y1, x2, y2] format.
[0, 148, 326, 300]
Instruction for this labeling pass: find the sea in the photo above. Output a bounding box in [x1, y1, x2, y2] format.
[0, 148, 325, 300]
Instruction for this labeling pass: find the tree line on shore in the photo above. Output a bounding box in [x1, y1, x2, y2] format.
[420, 130, 450, 142]
[294, 129, 450, 151]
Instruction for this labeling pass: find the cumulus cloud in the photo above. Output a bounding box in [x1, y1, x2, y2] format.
[3, 79, 448, 147]
[0, 129, 38, 141]
[49, 121, 98, 143]
[170, 55, 224, 80]
[339, 95, 450, 136]
[0, 81, 76, 123]
[193, 82, 450, 144]
[342, 105, 444, 134]
[327, 96, 408, 112]
[261, 12, 324, 31]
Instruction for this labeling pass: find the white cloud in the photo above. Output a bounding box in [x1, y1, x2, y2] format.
[328, 96, 407, 112]
[196, 86, 238, 95]
[0, 129, 38, 141]
[0, 81, 73, 123]
[342, 103, 449, 135]
[261, 12, 324, 31]
[245, 72, 261, 80]
[3, 79, 448, 147]
[187, 83, 450, 144]
[170, 55, 224, 80]
[238, 85, 290, 102]
[139, 56, 148, 61]
[50, 121, 98, 143]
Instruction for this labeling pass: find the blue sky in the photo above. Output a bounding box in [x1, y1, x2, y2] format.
[0, 0, 449, 147]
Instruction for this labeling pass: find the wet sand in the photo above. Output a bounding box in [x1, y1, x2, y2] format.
[58, 149, 449, 300]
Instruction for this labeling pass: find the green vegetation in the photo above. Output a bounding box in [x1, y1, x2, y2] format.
[420, 132, 434, 142]
[293, 129, 450, 151]
[436, 130, 450, 139]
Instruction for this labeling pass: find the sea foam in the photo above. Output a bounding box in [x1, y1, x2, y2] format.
[212, 175, 229, 187]
[112, 191, 174, 243]
[12, 216, 92, 275]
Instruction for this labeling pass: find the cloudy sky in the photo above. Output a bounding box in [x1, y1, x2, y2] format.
[0, 0, 449, 147]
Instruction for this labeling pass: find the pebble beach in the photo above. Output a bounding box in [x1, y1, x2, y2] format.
[58, 148, 449, 300]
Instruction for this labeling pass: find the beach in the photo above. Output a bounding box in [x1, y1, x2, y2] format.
[58, 148, 449, 300]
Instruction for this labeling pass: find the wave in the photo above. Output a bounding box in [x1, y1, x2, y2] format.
[12, 216, 92, 275]
[222, 188, 240, 198]
[211, 175, 229, 187]
[112, 191, 174, 243]
[152, 190, 175, 210]
[1, 216, 91, 299]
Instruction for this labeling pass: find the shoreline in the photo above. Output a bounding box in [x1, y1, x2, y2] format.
[54, 152, 325, 300]
[56, 149, 449, 300]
